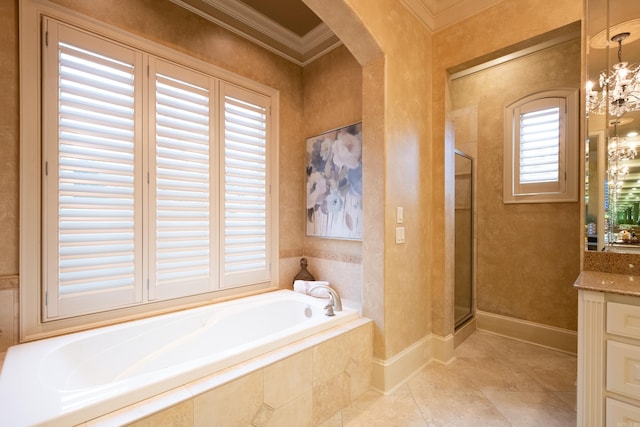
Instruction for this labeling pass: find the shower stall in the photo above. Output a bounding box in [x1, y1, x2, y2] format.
[454, 150, 474, 328]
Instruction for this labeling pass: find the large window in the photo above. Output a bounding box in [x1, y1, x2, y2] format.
[504, 89, 579, 203]
[21, 9, 277, 333]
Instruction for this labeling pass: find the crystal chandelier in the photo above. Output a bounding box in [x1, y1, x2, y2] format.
[587, 32, 640, 117]
[608, 162, 630, 183]
[608, 135, 637, 163]
[607, 120, 634, 210]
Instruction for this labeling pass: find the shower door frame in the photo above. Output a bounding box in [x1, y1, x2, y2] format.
[454, 149, 474, 329]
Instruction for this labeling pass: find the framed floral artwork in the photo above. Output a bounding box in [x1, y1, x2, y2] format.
[305, 122, 362, 240]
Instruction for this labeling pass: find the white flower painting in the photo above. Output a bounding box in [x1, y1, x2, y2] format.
[305, 123, 362, 240]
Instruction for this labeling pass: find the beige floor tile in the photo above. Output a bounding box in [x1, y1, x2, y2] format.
[483, 390, 576, 427]
[341, 387, 427, 427]
[318, 411, 342, 427]
[553, 391, 577, 412]
[451, 356, 547, 392]
[516, 357, 577, 392]
[408, 364, 511, 426]
[324, 332, 577, 427]
[454, 331, 501, 359]
[478, 333, 574, 360]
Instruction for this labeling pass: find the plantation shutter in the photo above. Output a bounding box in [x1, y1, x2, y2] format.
[148, 59, 216, 300]
[43, 20, 144, 318]
[220, 83, 271, 287]
[518, 107, 560, 184]
[41, 18, 277, 322]
[513, 97, 566, 196]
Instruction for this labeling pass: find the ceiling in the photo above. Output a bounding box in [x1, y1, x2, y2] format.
[169, 0, 504, 65]
[237, 0, 321, 37]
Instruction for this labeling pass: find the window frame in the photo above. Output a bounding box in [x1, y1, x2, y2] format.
[20, 0, 279, 341]
[503, 88, 579, 204]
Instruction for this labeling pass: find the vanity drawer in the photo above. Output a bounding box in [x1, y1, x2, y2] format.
[607, 340, 640, 399]
[607, 398, 640, 426]
[607, 302, 640, 339]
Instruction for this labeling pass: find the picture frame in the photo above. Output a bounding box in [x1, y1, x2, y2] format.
[305, 122, 362, 240]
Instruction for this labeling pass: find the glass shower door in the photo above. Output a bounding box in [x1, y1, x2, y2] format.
[454, 150, 473, 328]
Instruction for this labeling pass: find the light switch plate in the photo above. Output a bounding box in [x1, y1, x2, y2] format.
[395, 227, 405, 244]
[396, 206, 404, 224]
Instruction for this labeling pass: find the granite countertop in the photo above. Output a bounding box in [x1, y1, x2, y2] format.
[574, 270, 640, 296]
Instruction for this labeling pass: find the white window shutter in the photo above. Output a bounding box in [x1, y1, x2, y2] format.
[504, 89, 577, 204]
[43, 20, 144, 318]
[148, 59, 217, 300]
[41, 18, 277, 323]
[513, 97, 566, 196]
[220, 83, 271, 287]
[518, 106, 560, 184]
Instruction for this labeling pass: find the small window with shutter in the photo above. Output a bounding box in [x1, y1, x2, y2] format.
[504, 89, 578, 203]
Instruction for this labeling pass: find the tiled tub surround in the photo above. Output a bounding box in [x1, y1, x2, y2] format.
[0, 275, 18, 363]
[0, 290, 372, 426]
[280, 251, 363, 304]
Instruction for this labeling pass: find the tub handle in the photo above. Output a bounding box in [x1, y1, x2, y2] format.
[324, 304, 335, 317]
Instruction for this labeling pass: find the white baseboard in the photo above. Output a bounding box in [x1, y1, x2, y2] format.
[476, 310, 577, 355]
[431, 333, 455, 364]
[370, 333, 454, 394]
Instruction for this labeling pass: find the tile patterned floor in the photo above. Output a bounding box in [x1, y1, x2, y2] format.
[321, 331, 577, 427]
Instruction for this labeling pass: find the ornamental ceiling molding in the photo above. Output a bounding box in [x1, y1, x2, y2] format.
[401, 0, 505, 32]
[171, 0, 506, 64]
[169, 0, 341, 66]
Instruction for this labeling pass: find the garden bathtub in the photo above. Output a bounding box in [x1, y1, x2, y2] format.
[0, 289, 359, 426]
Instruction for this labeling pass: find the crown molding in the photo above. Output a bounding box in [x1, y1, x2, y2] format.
[169, 0, 341, 66]
[402, 0, 504, 32]
[172, 0, 506, 63]
[401, 0, 437, 32]
[200, 0, 305, 50]
[302, 19, 337, 49]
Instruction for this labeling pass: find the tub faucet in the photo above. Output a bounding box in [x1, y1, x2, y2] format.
[307, 284, 342, 314]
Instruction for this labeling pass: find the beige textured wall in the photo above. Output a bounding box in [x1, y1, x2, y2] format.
[432, 0, 583, 335]
[451, 39, 581, 330]
[0, 0, 19, 354]
[299, 45, 363, 301]
[0, 0, 18, 278]
[303, 45, 362, 139]
[305, 0, 433, 358]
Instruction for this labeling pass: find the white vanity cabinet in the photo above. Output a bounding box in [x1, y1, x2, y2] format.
[578, 289, 640, 426]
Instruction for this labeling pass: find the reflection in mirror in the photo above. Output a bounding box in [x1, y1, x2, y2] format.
[585, 0, 640, 252]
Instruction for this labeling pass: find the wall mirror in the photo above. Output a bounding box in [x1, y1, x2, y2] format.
[585, 0, 640, 252]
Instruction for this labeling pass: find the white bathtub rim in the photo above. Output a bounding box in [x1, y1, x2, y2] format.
[0, 289, 360, 427]
[88, 317, 372, 427]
